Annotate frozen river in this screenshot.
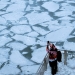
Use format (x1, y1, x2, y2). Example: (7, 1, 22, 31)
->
(0, 0, 75, 74)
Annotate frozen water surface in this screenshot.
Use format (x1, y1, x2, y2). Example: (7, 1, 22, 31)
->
(0, 0, 75, 74)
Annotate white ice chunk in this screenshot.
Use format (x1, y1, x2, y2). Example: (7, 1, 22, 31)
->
(0, 36, 12, 47)
(61, 4, 75, 11)
(31, 47, 46, 63)
(10, 25, 32, 34)
(52, 0, 64, 2)
(18, 17, 28, 24)
(6, 1, 26, 12)
(6, 42, 27, 51)
(12, 35, 36, 46)
(63, 41, 75, 51)
(32, 26, 50, 35)
(10, 51, 34, 66)
(0, 63, 20, 75)
(48, 24, 63, 31)
(25, 12, 52, 25)
(45, 26, 73, 42)
(0, 1, 10, 9)
(21, 65, 39, 74)
(60, 20, 72, 26)
(2, 12, 24, 21)
(26, 5, 40, 11)
(26, 31, 39, 37)
(72, 21, 75, 27)
(22, 52, 28, 54)
(0, 48, 10, 59)
(58, 16, 74, 20)
(0, 26, 6, 31)
(0, 55, 7, 63)
(42, 2, 59, 12)
(0, 17, 7, 25)
(0, 30, 9, 35)
(55, 11, 72, 17)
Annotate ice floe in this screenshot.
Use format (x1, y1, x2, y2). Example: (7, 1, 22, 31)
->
(10, 51, 34, 66)
(32, 26, 50, 35)
(12, 35, 36, 45)
(6, 1, 26, 12)
(0, 36, 12, 47)
(10, 25, 32, 34)
(0, 1, 10, 9)
(42, 2, 59, 12)
(2, 12, 24, 21)
(0, 17, 7, 25)
(26, 31, 39, 37)
(61, 4, 75, 11)
(31, 47, 46, 63)
(25, 12, 52, 25)
(6, 42, 27, 51)
(21, 65, 39, 74)
(58, 16, 74, 20)
(0, 63, 20, 75)
(55, 11, 72, 17)
(0, 30, 9, 35)
(63, 41, 75, 51)
(18, 17, 28, 24)
(45, 26, 73, 42)
(0, 25, 6, 31)
(52, 0, 65, 2)
(0, 48, 10, 58)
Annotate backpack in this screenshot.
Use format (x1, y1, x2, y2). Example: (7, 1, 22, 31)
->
(57, 51, 62, 62)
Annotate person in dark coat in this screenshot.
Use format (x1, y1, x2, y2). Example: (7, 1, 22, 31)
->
(46, 41, 58, 75)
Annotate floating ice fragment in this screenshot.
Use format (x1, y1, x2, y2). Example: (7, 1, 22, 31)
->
(25, 12, 52, 25)
(42, 2, 59, 12)
(10, 25, 32, 34)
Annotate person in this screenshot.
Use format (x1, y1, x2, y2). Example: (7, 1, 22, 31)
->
(46, 41, 58, 75)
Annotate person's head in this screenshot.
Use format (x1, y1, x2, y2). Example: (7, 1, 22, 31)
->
(47, 41, 49, 44)
(50, 44, 54, 48)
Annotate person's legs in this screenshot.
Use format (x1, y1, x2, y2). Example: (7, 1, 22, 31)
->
(49, 61, 55, 75)
(54, 60, 58, 74)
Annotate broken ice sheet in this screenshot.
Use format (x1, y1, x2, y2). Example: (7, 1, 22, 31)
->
(55, 11, 72, 17)
(45, 26, 73, 42)
(2, 12, 24, 21)
(63, 41, 75, 51)
(21, 65, 39, 74)
(32, 26, 50, 35)
(12, 35, 36, 46)
(31, 47, 46, 63)
(0, 63, 20, 75)
(26, 31, 39, 37)
(0, 25, 6, 31)
(25, 12, 52, 25)
(42, 2, 59, 12)
(6, 42, 27, 51)
(0, 36, 12, 47)
(0, 17, 7, 25)
(6, 0, 26, 12)
(10, 25, 32, 34)
(10, 51, 34, 66)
